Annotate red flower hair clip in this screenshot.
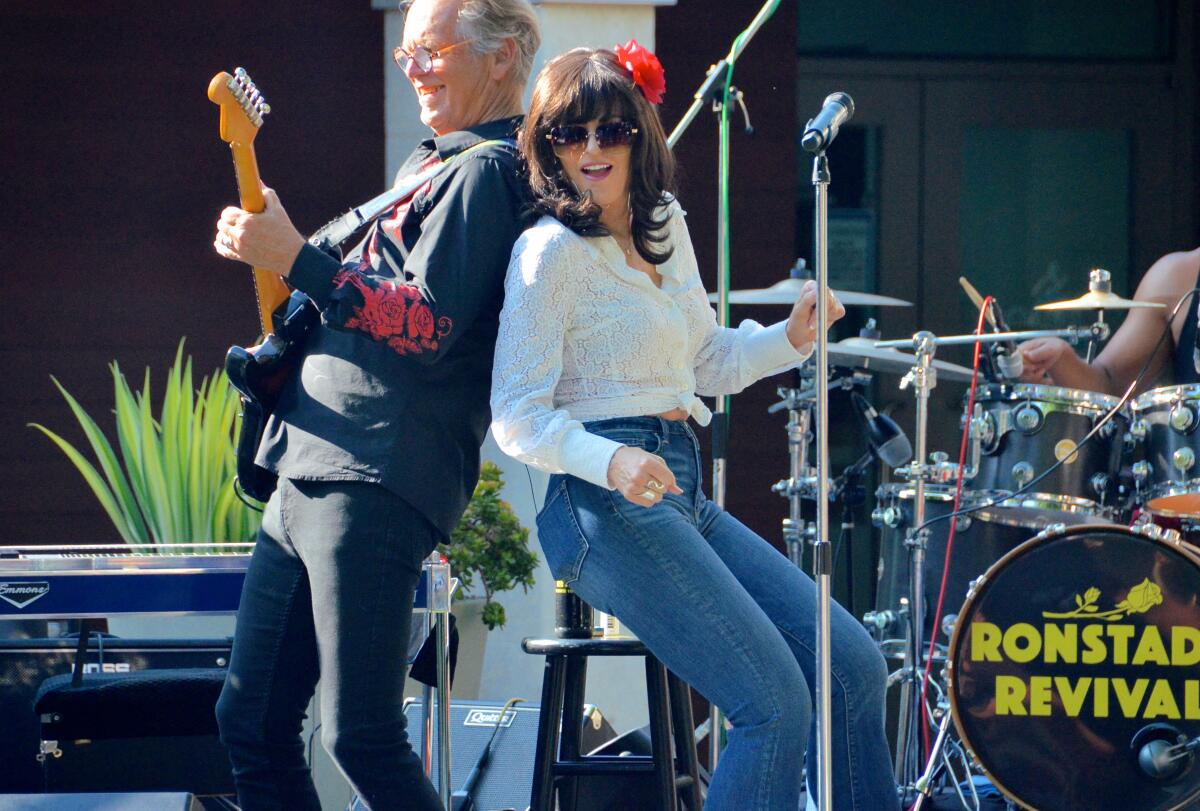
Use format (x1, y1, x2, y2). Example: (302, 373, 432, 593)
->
(613, 39, 665, 105)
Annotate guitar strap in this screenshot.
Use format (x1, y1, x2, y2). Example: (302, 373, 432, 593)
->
(310, 137, 517, 257)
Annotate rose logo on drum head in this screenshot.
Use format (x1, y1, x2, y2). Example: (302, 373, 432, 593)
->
(948, 524, 1200, 811)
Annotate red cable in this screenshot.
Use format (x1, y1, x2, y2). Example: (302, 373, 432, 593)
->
(912, 295, 991, 792)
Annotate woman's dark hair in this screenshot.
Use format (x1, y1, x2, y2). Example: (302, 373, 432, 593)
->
(519, 47, 676, 264)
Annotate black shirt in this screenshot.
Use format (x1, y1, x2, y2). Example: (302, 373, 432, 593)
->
(256, 116, 529, 538)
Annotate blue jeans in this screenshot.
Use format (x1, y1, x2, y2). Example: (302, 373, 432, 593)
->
(215, 478, 442, 811)
(536, 417, 898, 811)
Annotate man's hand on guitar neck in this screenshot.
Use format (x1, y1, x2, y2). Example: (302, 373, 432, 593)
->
(215, 187, 307, 277)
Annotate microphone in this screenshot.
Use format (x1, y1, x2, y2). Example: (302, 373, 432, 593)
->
(851, 393, 913, 468)
(801, 92, 855, 153)
(988, 299, 1024, 381)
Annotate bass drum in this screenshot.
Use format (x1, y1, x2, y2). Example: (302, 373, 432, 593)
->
(871, 483, 1091, 643)
(948, 524, 1200, 811)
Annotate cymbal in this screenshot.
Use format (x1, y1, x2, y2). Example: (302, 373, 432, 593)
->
(1035, 267, 1165, 311)
(828, 337, 975, 382)
(707, 278, 912, 307)
(1034, 290, 1165, 311)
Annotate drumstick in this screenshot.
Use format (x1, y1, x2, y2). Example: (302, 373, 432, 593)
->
(959, 276, 1000, 331)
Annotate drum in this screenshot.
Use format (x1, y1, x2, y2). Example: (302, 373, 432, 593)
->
(971, 383, 1127, 519)
(871, 483, 1091, 642)
(1132, 384, 1200, 517)
(948, 523, 1200, 811)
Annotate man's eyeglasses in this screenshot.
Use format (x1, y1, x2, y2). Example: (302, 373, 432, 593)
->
(392, 39, 475, 73)
(546, 121, 639, 153)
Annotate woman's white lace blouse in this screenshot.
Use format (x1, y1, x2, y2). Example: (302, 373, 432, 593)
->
(490, 203, 812, 490)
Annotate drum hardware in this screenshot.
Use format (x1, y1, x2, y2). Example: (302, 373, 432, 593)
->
(1131, 384, 1200, 517)
(769, 369, 871, 566)
(1035, 268, 1165, 362)
(1035, 268, 1167, 312)
(911, 697, 982, 811)
(1134, 723, 1200, 782)
(944, 523, 1200, 811)
(706, 259, 914, 308)
(876, 322, 1116, 789)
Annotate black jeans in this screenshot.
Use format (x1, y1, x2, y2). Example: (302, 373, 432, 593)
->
(215, 478, 442, 811)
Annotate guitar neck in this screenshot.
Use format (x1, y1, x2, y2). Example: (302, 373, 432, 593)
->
(229, 142, 291, 335)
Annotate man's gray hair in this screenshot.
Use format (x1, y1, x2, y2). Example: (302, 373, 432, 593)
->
(402, 0, 541, 88)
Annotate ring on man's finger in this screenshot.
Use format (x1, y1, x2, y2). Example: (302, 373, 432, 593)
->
(639, 489, 656, 501)
(646, 479, 664, 491)
(221, 235, 233, 248)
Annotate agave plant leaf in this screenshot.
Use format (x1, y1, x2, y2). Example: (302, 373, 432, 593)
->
(34, 343, 262, 550)
(43, 376, 148, 542)
(27, 424, 139, 544)
(138, 369, 176, 542)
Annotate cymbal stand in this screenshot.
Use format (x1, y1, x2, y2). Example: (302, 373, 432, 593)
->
(770, 370, 870, 568)
(771, 368, 816, 567)
(891, 332, 938, 786)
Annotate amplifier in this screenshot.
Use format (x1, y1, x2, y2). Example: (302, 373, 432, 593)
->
(405, 699, 540, 809)
(402, 699, 616, 811)
(0, 637, 232, 794)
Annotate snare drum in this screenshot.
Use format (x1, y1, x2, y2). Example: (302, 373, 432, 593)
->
(871, 483, 1091, 642)
(948, 523, 1200, 811)
(1132, 384, 1200, 517)
(972, 383, 1127, 519)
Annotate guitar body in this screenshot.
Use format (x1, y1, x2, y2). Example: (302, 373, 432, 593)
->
(225, 292, 320, 502)
(209, 68, 306, 503)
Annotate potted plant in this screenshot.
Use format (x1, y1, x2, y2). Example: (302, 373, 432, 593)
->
(29, 340, 261, 549)
(441, 460, 538, 630)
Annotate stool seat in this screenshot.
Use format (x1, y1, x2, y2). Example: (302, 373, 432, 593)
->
(522, 637, 648, 656)
(522, 634, 702, 811)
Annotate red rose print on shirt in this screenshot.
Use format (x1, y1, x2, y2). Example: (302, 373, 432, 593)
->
(328, 270, 453, 356)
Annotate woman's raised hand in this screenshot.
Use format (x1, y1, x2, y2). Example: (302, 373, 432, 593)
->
(785, 279, 846, 350)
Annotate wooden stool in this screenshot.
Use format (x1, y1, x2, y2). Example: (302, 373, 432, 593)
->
(522, 636, 702, 811)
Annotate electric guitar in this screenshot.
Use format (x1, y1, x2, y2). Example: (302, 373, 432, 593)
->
(209, 68, 315, 502)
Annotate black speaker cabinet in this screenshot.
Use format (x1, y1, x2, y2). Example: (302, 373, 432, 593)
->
(0, 638, 232, 794)
(403, 699, 619, 810)
(405, 699, 541, 809)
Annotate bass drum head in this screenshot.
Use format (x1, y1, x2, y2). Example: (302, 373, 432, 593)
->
(948, 524, 1200, 811)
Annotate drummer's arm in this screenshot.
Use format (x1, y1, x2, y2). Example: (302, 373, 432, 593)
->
(1021, 257, 1182, 395)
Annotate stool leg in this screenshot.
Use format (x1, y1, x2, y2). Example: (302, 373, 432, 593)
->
(531, 655, 567, 811)
(560, 655, 588, 811)
(645, 657, 678, 811)
(667, 671, 703, 810)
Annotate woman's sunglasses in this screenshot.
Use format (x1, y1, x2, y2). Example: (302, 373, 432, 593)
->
(546, 121, 639, 152)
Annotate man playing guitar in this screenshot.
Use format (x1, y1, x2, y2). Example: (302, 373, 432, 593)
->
(211, 1, 540, 808)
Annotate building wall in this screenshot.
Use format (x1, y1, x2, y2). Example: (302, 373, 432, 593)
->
(0, 2, 387, 543)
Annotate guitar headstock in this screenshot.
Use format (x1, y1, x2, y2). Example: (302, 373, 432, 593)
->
(207, 67, 270, 145)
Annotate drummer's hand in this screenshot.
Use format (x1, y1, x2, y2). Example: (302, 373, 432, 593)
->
(786, 280, 846, 351)
(607, 446, 684, 508)
(214, 188, 306, 276)
(1018, 337, 1070, 383)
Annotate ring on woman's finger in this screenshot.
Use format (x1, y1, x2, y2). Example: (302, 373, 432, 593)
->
(221, 235, 233, 248)
(639, 489, 656, 501)
(646, 479, 664, 491)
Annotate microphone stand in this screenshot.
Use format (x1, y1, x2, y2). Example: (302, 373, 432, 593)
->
(808, 143, 836, 810)
(665, 0, 781, 777)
